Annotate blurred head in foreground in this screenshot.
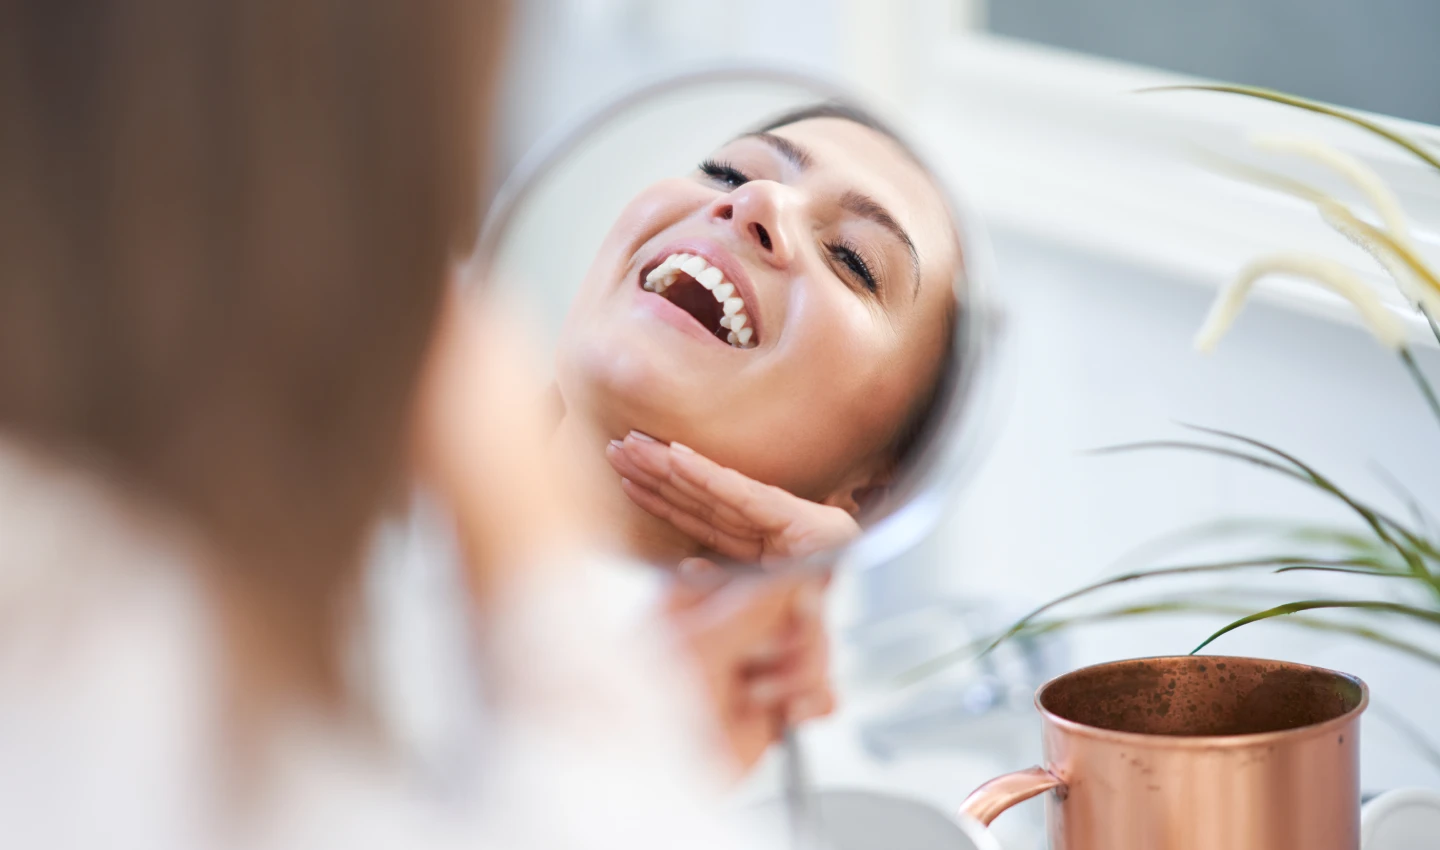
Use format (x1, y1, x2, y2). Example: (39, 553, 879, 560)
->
(0, 0, 505, 712)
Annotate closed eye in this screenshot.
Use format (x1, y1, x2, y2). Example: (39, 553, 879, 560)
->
(827, 239, 879, 295)
(699, 159, 750, 189)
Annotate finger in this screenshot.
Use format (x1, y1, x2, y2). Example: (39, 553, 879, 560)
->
(606, 443, 707, 516)
(736, 580, 826, 671)
(668, 443, 797, 535)
(615, 436, 761, 535)
(664, 558, 729, 611)
(791, 579, 827, 626)
(683, 571, 811, 652)
(618, 435, 766, 533)
(723, 706, 784, 776)
(786, 687, 837, 725)
(610, 441, 760, 540)
(669, 445, 861, 558)
(619, 478, 764, 562)
(745, 632, 830, 703)
(604, 441, 664, 489)
(745, 581, 831, 712)
(748, 670, 835, 718)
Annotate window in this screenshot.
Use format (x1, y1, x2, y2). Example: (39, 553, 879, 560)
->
(986, 0, 1440, 126)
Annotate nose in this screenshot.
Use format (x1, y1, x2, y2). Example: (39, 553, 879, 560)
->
(709, 181, 796, 268)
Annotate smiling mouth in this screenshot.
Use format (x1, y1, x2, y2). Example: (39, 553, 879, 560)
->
(642, 252, 757, 348)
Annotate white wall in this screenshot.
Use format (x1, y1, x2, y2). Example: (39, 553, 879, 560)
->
(896, 224, 1440, 791)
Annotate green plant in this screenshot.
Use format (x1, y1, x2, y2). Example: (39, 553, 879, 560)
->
(990, 85, 1440, 679)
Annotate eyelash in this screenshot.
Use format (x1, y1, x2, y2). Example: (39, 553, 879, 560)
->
(699, 158, 749, 188)
(698, 158, 880, 295)
(827, 239, 879, 293)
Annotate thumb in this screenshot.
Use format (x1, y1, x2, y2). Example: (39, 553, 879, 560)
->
(681, 573, 811, 660)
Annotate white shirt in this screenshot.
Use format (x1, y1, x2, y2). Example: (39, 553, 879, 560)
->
(0, 441, 774, 850)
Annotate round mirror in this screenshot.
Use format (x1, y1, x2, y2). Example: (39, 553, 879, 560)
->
(469, 68, 997, 574)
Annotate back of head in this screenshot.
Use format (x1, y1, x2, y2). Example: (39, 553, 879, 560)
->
(0, 0, 506, 705)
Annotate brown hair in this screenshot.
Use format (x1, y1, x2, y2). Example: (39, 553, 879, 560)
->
(0, 0, 507, 707)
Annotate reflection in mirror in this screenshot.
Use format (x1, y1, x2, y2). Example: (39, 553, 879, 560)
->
(474, 73, 992, 574)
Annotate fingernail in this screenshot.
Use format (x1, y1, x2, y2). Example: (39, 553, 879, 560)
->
(671, 442, 695, 455)
(628, 430, 656, 443)
(678, 558, 707, 578)
(607, 439, 623, 450)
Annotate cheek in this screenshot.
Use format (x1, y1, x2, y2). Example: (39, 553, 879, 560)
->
(787, 287, 904, 405)
(566, 179, 709, 334)
(726, 286, 914, 495)
(591, 178, 710, 269)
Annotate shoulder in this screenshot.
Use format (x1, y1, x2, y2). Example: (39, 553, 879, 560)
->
(0, 438, 222, 849)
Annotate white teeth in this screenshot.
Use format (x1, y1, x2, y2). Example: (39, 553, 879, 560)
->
(645, 252, 757, 349)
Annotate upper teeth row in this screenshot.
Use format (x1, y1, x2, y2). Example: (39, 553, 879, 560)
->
(643, 253, 756, 348)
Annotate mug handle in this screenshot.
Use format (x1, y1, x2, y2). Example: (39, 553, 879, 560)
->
(959, 766, 1068, 827)
(1360, 788, 1440, 849)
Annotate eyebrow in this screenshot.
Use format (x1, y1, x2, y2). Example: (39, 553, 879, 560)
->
(840, 191, 922, 297)
(745, 131, 813, 170)
(747, 132, 922, 297)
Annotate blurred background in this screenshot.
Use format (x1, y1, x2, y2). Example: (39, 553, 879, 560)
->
(478, 2, 1440, 844)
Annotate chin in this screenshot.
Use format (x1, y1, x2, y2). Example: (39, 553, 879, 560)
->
(556, 330, 698, 435)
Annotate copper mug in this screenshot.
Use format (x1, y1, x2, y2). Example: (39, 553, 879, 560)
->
(960, 655, 1368, 849)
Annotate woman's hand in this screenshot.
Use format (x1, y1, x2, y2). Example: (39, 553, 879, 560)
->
(605, 433, 860, 566)
(664, 564, 834, 774)
(411, 287, 588, 602)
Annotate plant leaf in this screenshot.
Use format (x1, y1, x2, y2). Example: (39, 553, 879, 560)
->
(1193, 139, 1440, 343)
(1401, 347, 1440, 433)
(983, 556, 1393, 655)
(1099, 432, 1440, 585)
(1091, 439, 1307, 481)
(1271, 565, 1409, 578)
(1179, 424, 1438, 582)
(906, 598, 1440, 685)
(1192, 599, 1440, 654)
(1194, 252, 1406, 352)
(1370, 461, 1440, 539)
(1140, 84, 1440, 173)
(1038, 600, 1440, 667)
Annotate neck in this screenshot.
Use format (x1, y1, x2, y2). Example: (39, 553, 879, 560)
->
(550, 412, 701, 567)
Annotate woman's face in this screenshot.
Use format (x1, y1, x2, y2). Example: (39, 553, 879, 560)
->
(557, 117, 960, 509)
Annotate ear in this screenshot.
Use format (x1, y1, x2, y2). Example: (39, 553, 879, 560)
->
(819, 461, 895, 518)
